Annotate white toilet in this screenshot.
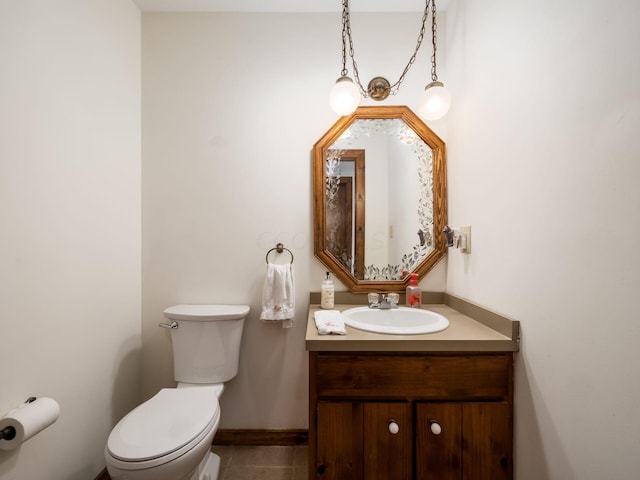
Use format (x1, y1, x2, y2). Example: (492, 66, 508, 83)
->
(105, 304, 249, 480)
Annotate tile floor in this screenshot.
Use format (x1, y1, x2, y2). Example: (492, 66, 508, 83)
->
(212, 445, 308, 480)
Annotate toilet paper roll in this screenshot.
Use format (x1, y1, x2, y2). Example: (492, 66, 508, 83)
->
(0, 397, 60, 450)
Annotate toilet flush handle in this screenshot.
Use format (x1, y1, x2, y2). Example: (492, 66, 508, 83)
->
(158, 321, 179, 329)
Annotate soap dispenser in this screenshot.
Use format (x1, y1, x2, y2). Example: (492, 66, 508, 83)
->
(406, 273, 422, 307)
(321, 272, 335, 309)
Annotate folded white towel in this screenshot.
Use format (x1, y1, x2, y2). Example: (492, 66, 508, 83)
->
(260, 263, 295, 328)
(314, 310, 347, 335)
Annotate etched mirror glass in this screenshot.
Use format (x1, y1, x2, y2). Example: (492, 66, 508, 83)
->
(314, 106, 447, 293)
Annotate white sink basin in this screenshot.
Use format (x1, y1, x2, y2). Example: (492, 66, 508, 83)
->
(341, 306, 449, 335)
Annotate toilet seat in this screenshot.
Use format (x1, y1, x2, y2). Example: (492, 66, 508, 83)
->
(106, 387, 220, 470)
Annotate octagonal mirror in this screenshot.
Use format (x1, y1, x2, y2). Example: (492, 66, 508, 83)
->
(313, 106, 447, 293)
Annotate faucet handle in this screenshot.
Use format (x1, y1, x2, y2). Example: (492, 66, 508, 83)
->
(368, 293, 380, 306)
(387, 293, 400, 305)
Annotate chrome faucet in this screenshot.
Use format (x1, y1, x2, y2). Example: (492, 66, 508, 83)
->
(368, 293, 399, 309)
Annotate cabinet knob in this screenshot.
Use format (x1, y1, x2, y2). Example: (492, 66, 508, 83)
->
(388, 420, 399, 434)
(430, 421, 442, 435)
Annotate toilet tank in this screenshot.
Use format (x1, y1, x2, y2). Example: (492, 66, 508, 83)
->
(163, 305, 249, 384)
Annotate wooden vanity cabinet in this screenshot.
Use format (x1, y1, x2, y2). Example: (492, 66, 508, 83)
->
(309, 352, 514, 480)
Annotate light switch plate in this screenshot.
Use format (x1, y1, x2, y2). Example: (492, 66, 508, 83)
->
(460, 225, 471, 253)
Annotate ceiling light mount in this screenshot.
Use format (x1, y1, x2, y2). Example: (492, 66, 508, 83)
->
(367, 77, 391, 101)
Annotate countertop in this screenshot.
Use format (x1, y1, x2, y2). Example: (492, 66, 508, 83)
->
(305, 294, 520, 352)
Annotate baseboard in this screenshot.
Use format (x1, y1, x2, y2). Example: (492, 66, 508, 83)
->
(213, 429, 308, 446)
(95, 468, 110, 480)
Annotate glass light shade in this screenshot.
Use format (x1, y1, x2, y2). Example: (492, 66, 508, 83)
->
(418, 81, 451, 121)
(329, 76, 360, 116)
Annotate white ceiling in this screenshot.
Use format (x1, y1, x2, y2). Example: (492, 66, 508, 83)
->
(132, 0, 450, 13)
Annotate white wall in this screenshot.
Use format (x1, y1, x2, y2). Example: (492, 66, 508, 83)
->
(141, 12, 447, 428)
(5, 2, 635, 477)
(4, 2, 633, 476)
(445, 0, 640, 478)
(0, 1, 141, 478)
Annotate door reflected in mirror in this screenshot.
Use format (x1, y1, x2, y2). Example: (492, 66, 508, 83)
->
(314, 106, 447, 293)
(326, 150, 365, 279)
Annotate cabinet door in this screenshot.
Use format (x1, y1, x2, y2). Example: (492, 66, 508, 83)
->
(316, 402, 363, 479)
(416, 402, 512, 480)
(363, 402, 412, 480)
(462, 403, 512, 480)
(416, 403, 463, 480)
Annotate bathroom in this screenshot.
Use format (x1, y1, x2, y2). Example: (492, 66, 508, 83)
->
(1, 0, 638, 478)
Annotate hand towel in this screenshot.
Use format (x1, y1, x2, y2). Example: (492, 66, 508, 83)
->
(260, 262, 295, 328)
(313, 310, 347, 335)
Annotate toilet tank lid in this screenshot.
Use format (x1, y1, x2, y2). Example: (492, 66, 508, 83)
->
(163, 304, 250, 321)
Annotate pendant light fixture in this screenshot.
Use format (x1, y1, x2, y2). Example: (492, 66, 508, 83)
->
(417, 0, 451, 120)
(329, 0, 451, 121)
(328, 1, 361, 116)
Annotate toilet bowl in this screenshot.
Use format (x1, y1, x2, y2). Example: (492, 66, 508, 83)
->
(105, 386, 221, 480)
(105, 305, 249, 480)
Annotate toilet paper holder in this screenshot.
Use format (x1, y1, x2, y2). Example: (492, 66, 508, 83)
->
(0, 397, 37, 441)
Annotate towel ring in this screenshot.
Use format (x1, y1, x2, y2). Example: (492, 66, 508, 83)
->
(265, 243, 294, 264)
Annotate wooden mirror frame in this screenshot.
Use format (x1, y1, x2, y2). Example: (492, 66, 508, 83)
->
(313, 106, 447, 293)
